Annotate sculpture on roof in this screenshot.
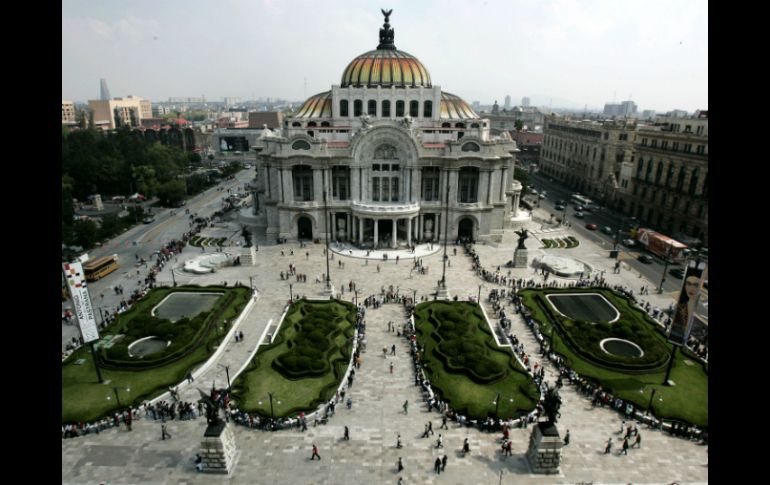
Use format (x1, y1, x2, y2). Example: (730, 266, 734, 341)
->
(378, 9, 395, 49)
(515, 228, 529, 250)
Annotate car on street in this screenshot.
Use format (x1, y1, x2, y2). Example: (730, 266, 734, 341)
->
(555, 200, 566, 206)
(244, 164, 252, 169)
(142, 216, 155, 224)
(555, 204, 565, 211)
(622, 238, 637, 247)
(638, 254, 654, 264)
(539, 193, 546, 199)
(530, 189, 538, 195)
(585, 223, 598, 230)
(574, 212, 584, 218)
(574, 205, 584, 212)
(601, 226, 613, 235)
(669, 267, 686, 279)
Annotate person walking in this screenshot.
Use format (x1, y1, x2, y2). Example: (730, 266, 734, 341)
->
(422, 424, 430, 438)
(632, 433, 641, 448)
(441, 454, 447, 472)
(604, 437, 612, 454)
(428, 421, 434, 436)
(462, 437, 470, 455)
(621, 437, 629, 455)
(403, 400, 408, 414)
(311, 444, 321, 460)
(397, 457, 404, 473)
(563, 429, 570, 445)
(396, 434, 403, 449)
(186, 371, 194, 384)
(161, 424, 171, 440)
(436, 434, 444, 448)
(505, 440, 513, 456)
(390, 362, 394, 374)
(344, 425, 350, 441)
(391, 344, 396, 356)
(434, 457, 442, 474)
(440, 415, 448, 429)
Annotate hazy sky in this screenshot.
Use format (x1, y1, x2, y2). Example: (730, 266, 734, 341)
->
(62, 0, 707, 112)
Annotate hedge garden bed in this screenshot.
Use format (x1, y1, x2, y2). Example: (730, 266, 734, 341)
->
(61, 285, 251, 423)
(231, 300, 356, 418)
(519, 287, 708, 426)
(414, 301, 539, 419)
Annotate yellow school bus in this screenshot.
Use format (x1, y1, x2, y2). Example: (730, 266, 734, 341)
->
(83, 255, 120, 282)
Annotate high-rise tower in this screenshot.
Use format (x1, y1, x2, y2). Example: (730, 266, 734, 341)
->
(99, 79, 111, 101)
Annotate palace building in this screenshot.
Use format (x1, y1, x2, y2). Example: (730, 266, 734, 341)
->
(244, 11, 523, 247)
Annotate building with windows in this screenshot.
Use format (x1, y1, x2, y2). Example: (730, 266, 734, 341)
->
(62, 100, 76, 124)
(620, 112, 708, 245)
(88, 95, 153, 129)
(540, 116, 636, 205)
(243, 12, 521, 246)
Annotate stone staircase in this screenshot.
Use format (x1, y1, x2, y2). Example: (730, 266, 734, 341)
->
(239, 245, 258, 266)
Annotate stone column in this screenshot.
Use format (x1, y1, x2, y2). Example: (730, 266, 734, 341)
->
(391, 219, 397, 248)
(478, 170, 490, 206)
(282, 168, 292, 203)
(374, 219, 379, 248)
(347, 213, 351, 242)
(500, 167, 508, 202)
(407, 216, 412, 246)
(486, 169, 494, 205)
(351, 167, 360, 200)
(447, 169, 458, 205)
(419, 214, 423, 240)
(359, 217, 364, 244)
(313, 168, 323, 202)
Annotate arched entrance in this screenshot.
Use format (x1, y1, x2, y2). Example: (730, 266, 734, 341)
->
(297, 216, 313, 240)
(458, 218, 474, 242)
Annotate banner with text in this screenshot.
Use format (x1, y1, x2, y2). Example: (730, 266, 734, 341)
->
(63, 261, 100, 344)
(668, 260, 706, 346)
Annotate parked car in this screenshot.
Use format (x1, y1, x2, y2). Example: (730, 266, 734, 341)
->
(555, 204, 565, 211)
(531, 189, 539, 195)
(574, 205, 584, 212)
(669, 267, 686, 279)
(638, 254, 654, 264)
(585, 223, 598, 230)
(142, 216, 155, 224)
(555, 200, 566, 206)
(574, 212, 585, 218)
(539, 193, 546, 199)
(601, 226, 613, 235)
(622, 238, 637, 247)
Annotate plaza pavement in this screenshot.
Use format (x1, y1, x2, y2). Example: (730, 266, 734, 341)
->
(62, 215, 707, 485)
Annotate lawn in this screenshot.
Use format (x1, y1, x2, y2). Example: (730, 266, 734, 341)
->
(413, 301, 539, 420)
(519, 288, 708, 427)
(61, 285, 251, 423)
(231, 300, 356, 418)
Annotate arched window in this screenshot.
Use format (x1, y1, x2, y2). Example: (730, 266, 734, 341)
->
(423, 101, 432, 118)
(455, 122, 466, 128)
(307, 121, 317, 127)
(382, 100, 391, 117)
(470, 123, 479, 128)
(292, 140, 311, 150)
(368, 100, 377, 116)
(457, 167, 479, 203)
(292, 165, 314, 200)
(441, 122, 451, 128)
(688, 168, 699, 195)
(321, 121, 330, 127)
(654, 160, 664, 184)
(340, 100, 348, 117)
(461, 142, 480, 152)
(292, 122, 301, 127)
(396, 100, 405, 117)
(353, 100, 363, 117)
(409, 100, 419, 117)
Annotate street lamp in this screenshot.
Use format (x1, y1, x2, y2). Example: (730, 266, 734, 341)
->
(478, 284, 483, 303)
(658, 244, 672, 294)
(323, 164, 332, 292)
(289, 283, 293, 302)
(440, 180, 450, 288)
(492, 393, 514, 419)
(217, 364, 231, 391)
(258, 393, 282, 420)
(107, 386, 131, 408)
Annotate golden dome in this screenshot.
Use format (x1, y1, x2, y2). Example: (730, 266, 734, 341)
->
(341, 49, 431, 88)
(440, 92, 479, 119)
(293, 91, 332, 119)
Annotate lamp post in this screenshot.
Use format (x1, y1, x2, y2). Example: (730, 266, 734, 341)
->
(218, 364, 231, 392)
(171, 266, 177, 287)
(440, 179, 450, 289)
(492, 393, 514, 419)
(268, 392, 280, 420)
(658, 243, 672, 294)
(323, 166, 332, 292)
(109, 386, 130, 408)
(289, 283, 293, 302)
(478, 284, 483, 303)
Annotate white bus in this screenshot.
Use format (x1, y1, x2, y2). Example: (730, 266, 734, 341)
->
(570, 194, 593, 207)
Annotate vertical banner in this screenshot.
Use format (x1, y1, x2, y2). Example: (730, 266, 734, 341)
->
(668, 260, 706, 346)
(62, 261, 100, 343)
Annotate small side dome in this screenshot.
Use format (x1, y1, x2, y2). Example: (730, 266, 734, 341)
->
(293, 91, 332, 119)
(440, 92, 479, 119)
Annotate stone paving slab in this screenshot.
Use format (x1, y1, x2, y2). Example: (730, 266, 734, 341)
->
(62, 219, 707, 484)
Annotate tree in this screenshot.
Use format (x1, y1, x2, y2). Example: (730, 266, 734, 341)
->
(515, 167, 530, 197)
(98, 214, 123, 240)
(157, 179, 187, 206)
(74, 219, 100, 249)
(514, 119, 523, 132)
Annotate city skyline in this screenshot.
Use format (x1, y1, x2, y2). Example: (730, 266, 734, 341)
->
(62, 0, 708, 112)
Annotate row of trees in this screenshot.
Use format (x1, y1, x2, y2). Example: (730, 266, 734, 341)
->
(61, 127, 215, 251)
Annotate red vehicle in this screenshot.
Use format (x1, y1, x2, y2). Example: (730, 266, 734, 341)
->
(585, 223, 597, 230)
(635, 228, 687, 262)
